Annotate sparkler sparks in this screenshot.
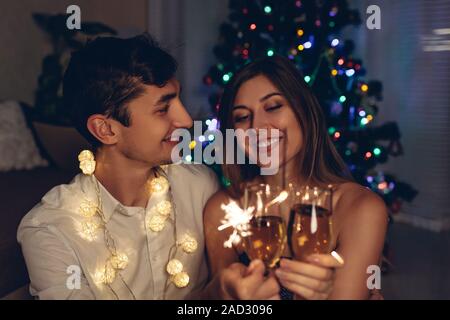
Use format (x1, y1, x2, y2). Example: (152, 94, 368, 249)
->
(218, 200, 254, 248)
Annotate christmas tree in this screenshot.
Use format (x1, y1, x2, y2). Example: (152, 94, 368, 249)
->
(202, 0, 417, 218)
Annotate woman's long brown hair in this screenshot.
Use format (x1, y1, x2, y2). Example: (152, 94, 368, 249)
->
(218, 55, 353, 199)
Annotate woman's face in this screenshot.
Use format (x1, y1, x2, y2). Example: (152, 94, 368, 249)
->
(231, 75, 303, 171)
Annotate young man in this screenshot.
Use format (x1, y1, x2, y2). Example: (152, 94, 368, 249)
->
(17, 35, 279, 300)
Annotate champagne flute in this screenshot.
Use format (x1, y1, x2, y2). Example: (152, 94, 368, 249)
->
(242, 183, 289, 270)
(288, 186, 333, 262)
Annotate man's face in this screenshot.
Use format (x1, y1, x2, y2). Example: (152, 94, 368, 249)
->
(115, 79, 193, 167)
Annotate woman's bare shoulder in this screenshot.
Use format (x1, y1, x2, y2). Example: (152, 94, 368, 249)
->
(203, 188, 233, 224)
(205, 189, 231, 209)
(334, 182, 388, 221)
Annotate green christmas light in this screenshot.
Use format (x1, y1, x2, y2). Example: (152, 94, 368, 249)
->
(267, 49, 274, 56)
(329, 21, 335, 27)
(222, 176, 231, 187)
(373, 147, 381, 156)
(339, 95, 346, 103)
(264, 6, 272, 14)
(304, 75, 311, 83)
(345, 150, 352, 156)
(328, 127, 336, 135)
(222, 74, 230, 82)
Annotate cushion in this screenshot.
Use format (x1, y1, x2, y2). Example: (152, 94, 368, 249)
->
(0, 100, 49, 171)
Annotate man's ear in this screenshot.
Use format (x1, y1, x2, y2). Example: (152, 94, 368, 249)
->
(86, 115, 119, 145)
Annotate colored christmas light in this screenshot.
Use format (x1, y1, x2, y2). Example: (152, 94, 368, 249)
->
(346, 69, 355, 77)
(378, 182, 388, 190)
(373, 147, 381, 156)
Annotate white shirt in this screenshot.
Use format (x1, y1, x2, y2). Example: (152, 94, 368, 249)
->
(17, 164, 219, 300)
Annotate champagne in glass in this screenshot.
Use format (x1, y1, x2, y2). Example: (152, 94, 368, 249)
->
(243, 184, 288, 269)
(288, 186, 333, 261)
(244, 215, 286, 268)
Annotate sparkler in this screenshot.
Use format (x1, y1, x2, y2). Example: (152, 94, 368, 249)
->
(218, 200, 254, 248)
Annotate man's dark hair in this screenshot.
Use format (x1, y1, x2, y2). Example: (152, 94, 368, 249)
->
(63, 33, 177, 147)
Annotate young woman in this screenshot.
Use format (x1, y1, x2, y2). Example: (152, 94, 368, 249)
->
(204, 55, 388, 300)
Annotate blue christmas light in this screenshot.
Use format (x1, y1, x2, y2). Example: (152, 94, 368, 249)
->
(304, 41, 312, 49)
(208, 118, 218, 131)
(346, 69, 355, 77)
(331, 39, 339, 47)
